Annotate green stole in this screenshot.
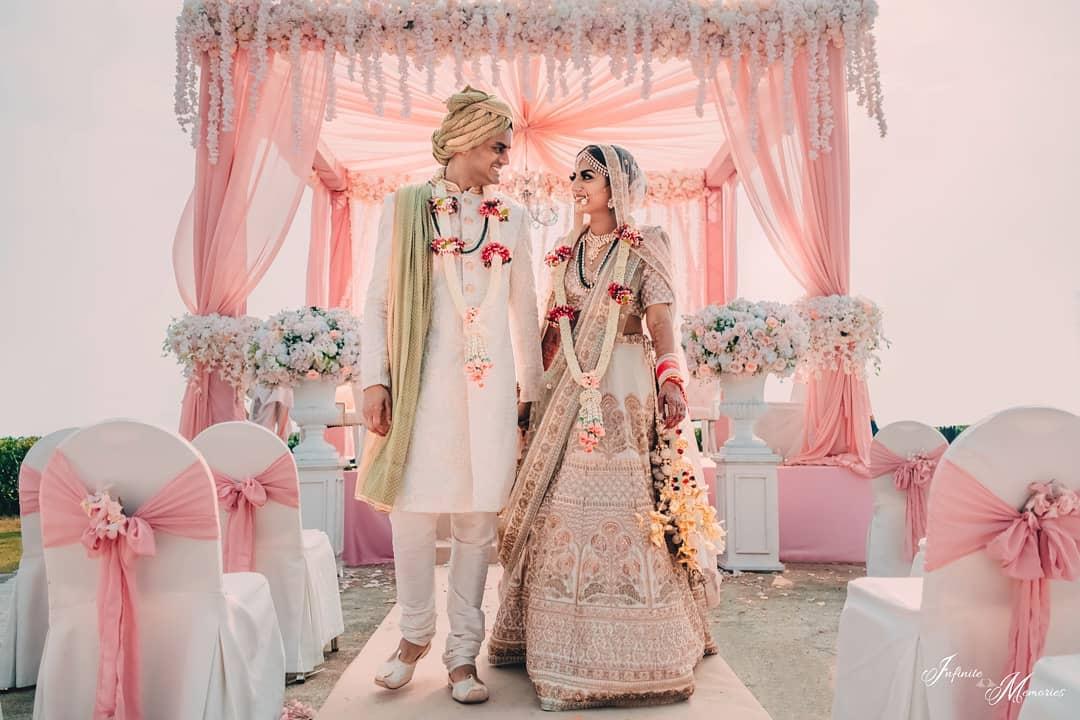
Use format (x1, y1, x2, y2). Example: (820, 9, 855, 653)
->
(356, 184, 434, 511)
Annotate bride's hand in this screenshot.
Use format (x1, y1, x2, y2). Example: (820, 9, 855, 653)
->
(659, 380, 687, 430)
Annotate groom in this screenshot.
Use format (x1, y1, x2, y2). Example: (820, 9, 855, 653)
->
(357, 86, 543, 704)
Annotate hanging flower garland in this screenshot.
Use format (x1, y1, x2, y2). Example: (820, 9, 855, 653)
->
(548, 225, 641, 452)
(430, 185, 512, 388)
(176, 0, 885, 164)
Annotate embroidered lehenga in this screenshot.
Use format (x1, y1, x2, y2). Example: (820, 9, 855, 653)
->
(489, 145, 717, 711)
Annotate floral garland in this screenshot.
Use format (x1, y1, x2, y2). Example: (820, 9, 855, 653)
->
(431, 184, 512, 387)
(346, 169, 710, 206)
(163, 313, 261, 392)
(682, 299, 809, 380)
(640, 426, 725, 573)
(176, 1, 885, 163)
(548, 224, 640, 452)
(795, 294, 887, 379)
(248, 306, 362, 387)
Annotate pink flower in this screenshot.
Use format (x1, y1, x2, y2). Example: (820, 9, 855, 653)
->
(329, 330, 341, 340)
(745, 362, 759, 374)
(305, 369, 320, 380)
(1054, 490, 1079, 516)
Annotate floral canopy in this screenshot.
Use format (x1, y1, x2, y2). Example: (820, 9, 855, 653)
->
(171, 0, 886, 470)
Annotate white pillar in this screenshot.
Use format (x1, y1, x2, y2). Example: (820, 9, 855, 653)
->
(713, 451, 784, 572)
(297, 460, 345, 557)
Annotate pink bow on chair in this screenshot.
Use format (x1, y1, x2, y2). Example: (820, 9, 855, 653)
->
(867, 442, 947, 561)
(40, 451, 220, 720)
(18, 465, 42, 515)
(213, 453, 298, 573)
(925, 461, 1080, 720)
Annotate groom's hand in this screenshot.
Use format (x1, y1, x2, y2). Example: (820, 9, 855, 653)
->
(362, 385, 393, 437)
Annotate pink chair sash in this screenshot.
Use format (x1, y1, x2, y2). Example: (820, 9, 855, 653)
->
(867, 442, 947, 561)
(212, 453, 299, 573)
(18, 465, 42, 515)
(40, 450, 220, 720)
(924, 460, 1080, 720)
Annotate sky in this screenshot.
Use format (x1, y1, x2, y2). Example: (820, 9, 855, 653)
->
(1, 1, 1078, 437)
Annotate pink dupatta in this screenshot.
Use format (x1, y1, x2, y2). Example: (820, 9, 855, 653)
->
(40, 451, 220, 720)
(212, 453, 298, 573)
(18, 465, 42, 515)
(866, 442, 947, 561)
(924, 461, 1080, 720)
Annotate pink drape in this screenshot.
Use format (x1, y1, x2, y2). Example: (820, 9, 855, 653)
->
(212, 453, 299, 573)
(924, 461, 1080, 720)
(18, 465, 41, 515)
(714, 45, 872, 469)
(40, 451, 220, 720)
(174, 48, 328, 439)
(866, 442, 947, 560)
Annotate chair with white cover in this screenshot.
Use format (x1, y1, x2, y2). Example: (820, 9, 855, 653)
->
(1017, 653, 1080, 720)
(832, 407, 1080, 720)
(865, 421, 948, 577)
(0, 427, 76, 689)
(194, 420, 344, 677)
(34, 419, 285, 720)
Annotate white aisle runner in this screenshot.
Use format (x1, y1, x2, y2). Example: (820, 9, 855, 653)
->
(320, 566, 772, 719)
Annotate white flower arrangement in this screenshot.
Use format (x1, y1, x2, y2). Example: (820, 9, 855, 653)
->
(163, 313, 260, 391)
(795, 294, 886, 378)
(248, 306, 362, 387)
(176, 0, 885, 163)
(681, 299, 809, 379)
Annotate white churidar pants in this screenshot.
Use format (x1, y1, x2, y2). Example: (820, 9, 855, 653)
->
(389, 510, 496, 671)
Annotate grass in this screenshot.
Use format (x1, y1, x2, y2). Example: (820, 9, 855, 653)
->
(0, 516, 22, 574)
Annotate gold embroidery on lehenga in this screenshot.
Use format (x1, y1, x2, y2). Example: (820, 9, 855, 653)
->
(598, 393, 628, 457)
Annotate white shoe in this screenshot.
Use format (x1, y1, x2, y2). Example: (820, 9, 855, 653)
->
(448, 672, 490, 704)
(374, 642, 431, 690)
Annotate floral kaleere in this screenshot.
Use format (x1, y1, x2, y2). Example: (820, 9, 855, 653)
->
(639, 426, 726, 573)
(163, 313, 261, 393)
(550, 222, 639, 452)
(681, 299, 809, 380)
(430, 182, 512, 388)
(795, 294, 887, 379)
(248, 306, 362, 387)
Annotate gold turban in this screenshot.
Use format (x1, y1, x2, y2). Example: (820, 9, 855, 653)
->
(431, 86, 514, 166)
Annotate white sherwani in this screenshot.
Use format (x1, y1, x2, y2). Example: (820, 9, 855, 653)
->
(360, 183, 544, 513)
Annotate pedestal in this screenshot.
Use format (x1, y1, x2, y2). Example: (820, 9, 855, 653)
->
(297, 462, 345, 558)
(713, 451, 784, 572)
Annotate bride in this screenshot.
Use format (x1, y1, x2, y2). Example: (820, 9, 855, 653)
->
(489, 144, 720, 711)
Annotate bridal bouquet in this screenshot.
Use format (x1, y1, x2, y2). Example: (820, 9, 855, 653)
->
(795, 295, 886, 378)
(163, 313, 260, 391)
(681, 299, 808, 379)
(641, 426, 726, 574)
(248, 306, 361, 387)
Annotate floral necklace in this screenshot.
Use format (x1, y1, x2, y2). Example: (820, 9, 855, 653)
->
(429, 182, 512, 387)
(545, 224, 641, 452)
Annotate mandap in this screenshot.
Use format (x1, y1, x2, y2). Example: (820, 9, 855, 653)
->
(171, 0, 887, 469)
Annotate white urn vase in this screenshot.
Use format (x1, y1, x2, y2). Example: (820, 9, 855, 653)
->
(291, 377, 343, 466)
(715, 373, 777, 460)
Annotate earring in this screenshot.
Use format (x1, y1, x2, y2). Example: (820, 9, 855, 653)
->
(607, 198, 615, 209)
